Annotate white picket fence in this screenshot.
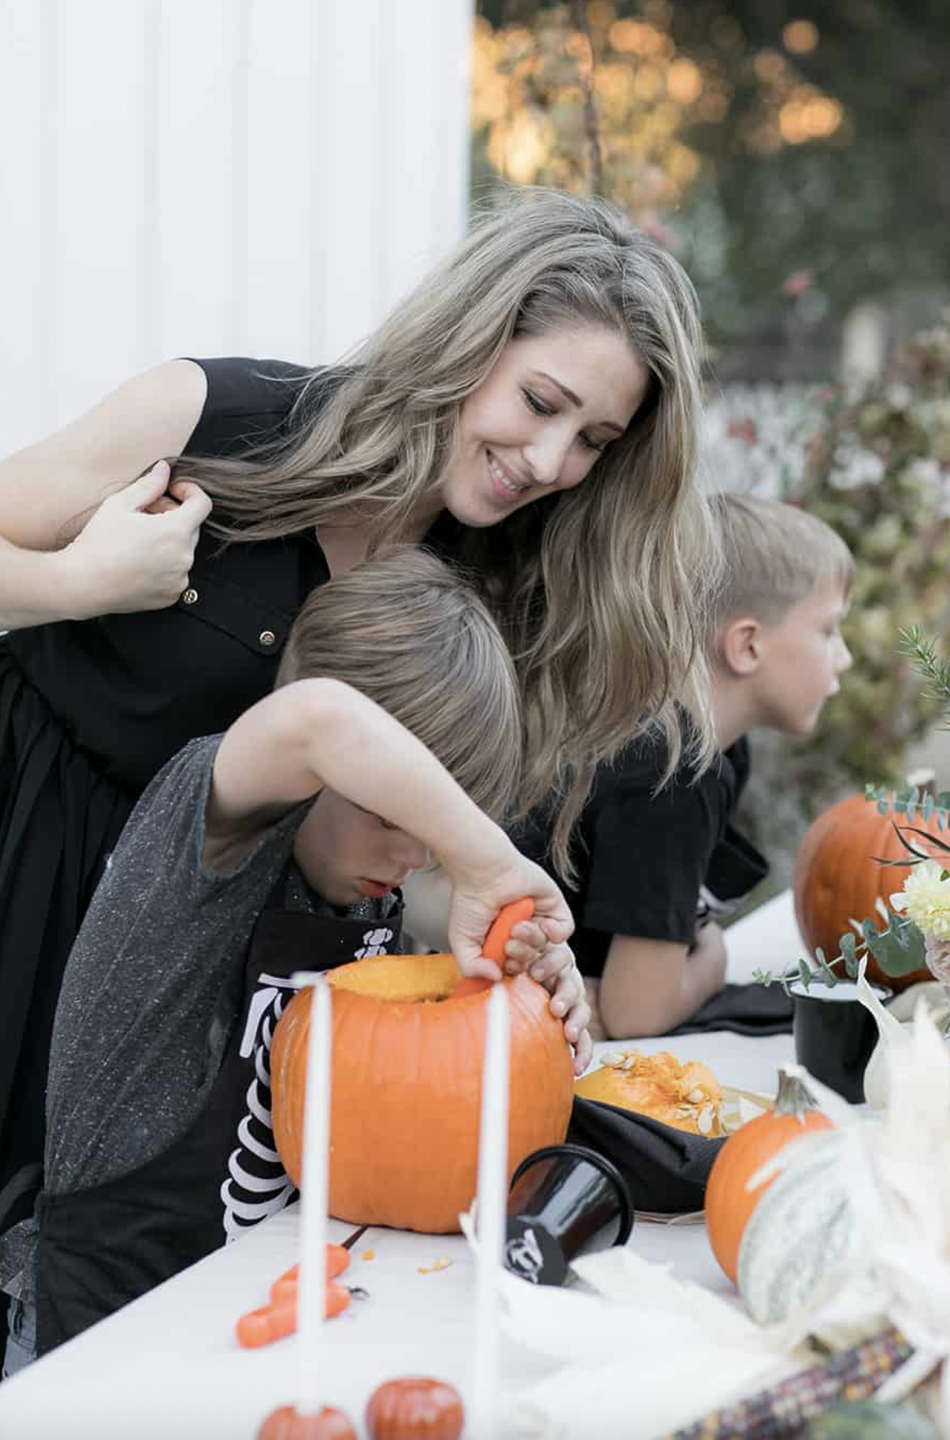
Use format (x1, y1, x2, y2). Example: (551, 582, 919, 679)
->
(0, 0, 473, 455)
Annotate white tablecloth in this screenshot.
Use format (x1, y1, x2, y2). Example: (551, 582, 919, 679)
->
(0, 891, 805, 1440)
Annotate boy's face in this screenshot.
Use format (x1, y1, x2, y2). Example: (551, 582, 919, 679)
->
(755, 584, 852, 737)
(292, 789, 429, 907)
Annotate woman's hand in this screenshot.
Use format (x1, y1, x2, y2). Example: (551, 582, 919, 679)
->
(62, 462, 213, 617)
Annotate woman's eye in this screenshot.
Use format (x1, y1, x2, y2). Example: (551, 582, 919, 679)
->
(523, 389, 552, 416)
(580, 432, 607, 454)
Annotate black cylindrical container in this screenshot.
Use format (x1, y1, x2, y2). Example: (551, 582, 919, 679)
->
(503, 1142, 634, 1286)
(790, 979, 891, 1102)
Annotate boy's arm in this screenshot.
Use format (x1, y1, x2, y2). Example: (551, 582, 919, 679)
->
(207, 678, 572, 979)
(597, 922, 727, 1039)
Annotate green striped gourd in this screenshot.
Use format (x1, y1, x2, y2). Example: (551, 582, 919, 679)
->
(737, 1130, 860, 1325)
(802, 1400, 938, 1439)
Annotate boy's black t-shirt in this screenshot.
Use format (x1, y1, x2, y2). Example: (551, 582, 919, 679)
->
(517, 733, 763, 977)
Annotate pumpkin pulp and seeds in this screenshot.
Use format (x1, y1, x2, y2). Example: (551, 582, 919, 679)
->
(574, 1049, 725, 1137)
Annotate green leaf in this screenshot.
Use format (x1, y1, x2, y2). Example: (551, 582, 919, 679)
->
(923, 793, 935, 822)
(818, 956, 839, 986)
(798, 959, 813, 989)
(863, 917, 927, 975)
(839, 930, 859, 978)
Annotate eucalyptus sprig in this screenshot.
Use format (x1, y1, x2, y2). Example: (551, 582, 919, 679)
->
(753, 909, 927, 995)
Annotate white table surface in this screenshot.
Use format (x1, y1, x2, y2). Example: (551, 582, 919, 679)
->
(0, 891, 805, 1440)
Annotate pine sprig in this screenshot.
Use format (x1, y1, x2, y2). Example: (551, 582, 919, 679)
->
(898, 625, 950, 728)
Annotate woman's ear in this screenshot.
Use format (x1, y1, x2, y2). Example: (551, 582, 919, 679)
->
(717, 615, 764, 676)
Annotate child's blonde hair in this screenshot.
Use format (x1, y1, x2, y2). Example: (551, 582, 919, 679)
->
(709, 493, 854, 627)
(276, 549, 521, 824)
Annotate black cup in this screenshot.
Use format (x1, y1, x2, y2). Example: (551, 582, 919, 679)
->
(790, 979, 891, 1103)
(503, 1142, 634, 1286)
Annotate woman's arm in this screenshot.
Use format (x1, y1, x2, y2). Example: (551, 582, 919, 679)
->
(207, 677, 574, 980)
(597, 923, 727, 1039)
(0, 359, 210, 629)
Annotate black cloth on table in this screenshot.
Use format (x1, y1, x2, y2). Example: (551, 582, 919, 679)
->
(667, 981, 793, 1037)
(0, 357, 330, 1236)
(568, 1097, 725, 1215)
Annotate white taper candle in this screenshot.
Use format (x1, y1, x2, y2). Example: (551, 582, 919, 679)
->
(471, 981, 510, 1439)
(292, 971, 332, 1416)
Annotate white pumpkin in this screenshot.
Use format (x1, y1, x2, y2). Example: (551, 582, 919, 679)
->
(736, 1129, 862, 1325)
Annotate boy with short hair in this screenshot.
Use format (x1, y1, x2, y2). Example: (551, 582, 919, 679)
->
(519, 493, 855, 1040)
(1, 549, 588, 1368)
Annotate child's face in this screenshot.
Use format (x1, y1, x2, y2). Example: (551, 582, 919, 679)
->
(439, 324, 648, 528)
(756, 584, 852, 736)
(292, 790, 429, 907)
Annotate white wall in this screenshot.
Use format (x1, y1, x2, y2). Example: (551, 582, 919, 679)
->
(0, 0, 473, 455)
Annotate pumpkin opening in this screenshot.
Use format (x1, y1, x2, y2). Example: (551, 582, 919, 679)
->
(327, 952, 461, 1003)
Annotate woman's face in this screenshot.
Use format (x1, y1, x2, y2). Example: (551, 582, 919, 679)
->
(440, 323, 650, 528)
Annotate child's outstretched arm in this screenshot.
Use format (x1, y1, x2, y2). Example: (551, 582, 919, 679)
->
(403, 869, 592, 1073)
(597, 922, 727, 1039)
(207, 677, 573, 980)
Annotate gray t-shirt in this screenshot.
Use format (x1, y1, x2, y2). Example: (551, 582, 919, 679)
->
(43, 733, 317, 1197)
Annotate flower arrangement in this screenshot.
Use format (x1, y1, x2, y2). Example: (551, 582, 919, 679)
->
(709, 310, 950, 886)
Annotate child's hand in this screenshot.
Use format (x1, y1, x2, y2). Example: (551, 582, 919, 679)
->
(448, 857, 573, 983)
(500, 923, 593, 1076)
(529, 943, 593, 1076)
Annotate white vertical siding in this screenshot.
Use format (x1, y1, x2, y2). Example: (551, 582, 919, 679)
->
(0, 0, 473, 455)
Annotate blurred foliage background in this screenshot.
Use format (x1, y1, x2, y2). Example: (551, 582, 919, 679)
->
(470, 0, 950, 883)
(472, 0, 950, 373)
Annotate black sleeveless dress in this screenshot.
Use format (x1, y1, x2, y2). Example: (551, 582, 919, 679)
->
(0, 357, 330, 1230)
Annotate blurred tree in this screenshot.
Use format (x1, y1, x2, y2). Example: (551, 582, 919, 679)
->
(473, 0, 950, 355)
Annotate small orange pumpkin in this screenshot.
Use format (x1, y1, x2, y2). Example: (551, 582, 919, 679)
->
(270, 952, 573, 1234)
(793, 792, 945, 990)
(365, 1377, 464, 1440)
(704, 1069, 833, 1283)
(257, 1405, 356, 1440)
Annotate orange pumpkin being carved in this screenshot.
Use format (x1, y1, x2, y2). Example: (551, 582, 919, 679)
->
(270, 952, 574, 1234)
(793, 792, 945, 990)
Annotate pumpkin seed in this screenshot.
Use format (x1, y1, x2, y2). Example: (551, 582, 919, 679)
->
(697, 1104, 715, 1134)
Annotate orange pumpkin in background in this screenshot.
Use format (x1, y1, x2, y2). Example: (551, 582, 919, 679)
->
(270, 952, 574, 1234)
(793, 792, 944, 990)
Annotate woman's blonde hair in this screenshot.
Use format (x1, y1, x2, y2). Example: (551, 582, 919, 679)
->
(710, 494, 855, 628)
(276, 548, 522, 825)
(178, 187, 719, 878)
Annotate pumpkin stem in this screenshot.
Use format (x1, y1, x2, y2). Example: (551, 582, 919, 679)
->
(774, 1067, 819, 1119)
